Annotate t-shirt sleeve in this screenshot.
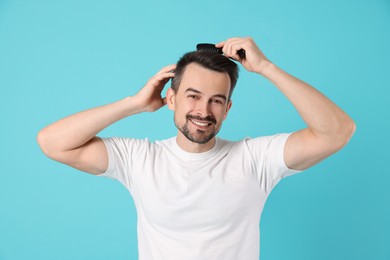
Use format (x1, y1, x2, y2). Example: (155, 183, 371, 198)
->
(98, 137, 148, 195)
(244, 133, 302, 193)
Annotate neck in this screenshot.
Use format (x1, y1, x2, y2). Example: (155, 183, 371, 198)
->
(176, 132, 216, 153)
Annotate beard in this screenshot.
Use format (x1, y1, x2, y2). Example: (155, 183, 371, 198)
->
(175, 114, 219, 144)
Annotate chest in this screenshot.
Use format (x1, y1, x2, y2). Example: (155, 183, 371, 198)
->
(131, 156, 266, 231)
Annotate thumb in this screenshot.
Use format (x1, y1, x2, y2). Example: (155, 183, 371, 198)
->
(215, 41, 225, 48)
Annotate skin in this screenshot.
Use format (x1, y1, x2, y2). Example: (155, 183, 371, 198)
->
(37, 36, 355, 175)
(166, 63, 232, 153)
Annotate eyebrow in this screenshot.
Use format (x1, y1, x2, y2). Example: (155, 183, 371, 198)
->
(185, 87, 227, 101)
(185, 88, 202, 94)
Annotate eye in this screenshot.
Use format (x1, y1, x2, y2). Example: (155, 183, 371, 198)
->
(188, 95, 200, 100)
(211, 98, 224, 105)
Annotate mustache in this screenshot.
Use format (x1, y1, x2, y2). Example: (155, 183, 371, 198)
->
(186, 114, 217, 125)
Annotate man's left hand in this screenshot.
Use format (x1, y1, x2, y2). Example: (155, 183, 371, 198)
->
(216, 37, 271, 75)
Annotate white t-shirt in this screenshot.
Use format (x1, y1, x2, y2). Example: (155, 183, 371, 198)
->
(100, 133, 301, 260)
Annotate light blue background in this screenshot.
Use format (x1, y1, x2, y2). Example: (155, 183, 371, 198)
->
(0, 0, 389, 259)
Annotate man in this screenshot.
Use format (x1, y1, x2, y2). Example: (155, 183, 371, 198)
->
(37, 37, 355, 259)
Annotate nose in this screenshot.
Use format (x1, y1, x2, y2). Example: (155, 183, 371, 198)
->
(195, 100, 212, 118)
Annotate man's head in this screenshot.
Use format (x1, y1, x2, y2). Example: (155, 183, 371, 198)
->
(167, 51, 239, 149)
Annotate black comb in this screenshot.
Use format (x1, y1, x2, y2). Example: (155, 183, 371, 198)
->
(196, 43, 246, 59)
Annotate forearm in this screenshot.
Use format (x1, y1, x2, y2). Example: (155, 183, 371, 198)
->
(260, 62, 355, 142)
(37, 96, 140, 154)
(218, 37, 355, 170)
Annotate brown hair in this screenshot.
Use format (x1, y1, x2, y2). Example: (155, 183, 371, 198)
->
(171, 51, 239, 100)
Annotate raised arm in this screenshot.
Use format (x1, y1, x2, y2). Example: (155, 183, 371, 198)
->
(216, 37, 356, 171)
(37, 64, 176, 175)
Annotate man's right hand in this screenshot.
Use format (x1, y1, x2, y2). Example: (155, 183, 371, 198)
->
(133, 64, 176, 113)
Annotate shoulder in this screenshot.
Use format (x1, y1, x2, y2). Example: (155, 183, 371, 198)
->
(218, 133, 289, 145)
(102, 137, 175, 155)
(219, 133, 291, 156)
(243, 133, 291, 147)
(102, 137, 151, 148)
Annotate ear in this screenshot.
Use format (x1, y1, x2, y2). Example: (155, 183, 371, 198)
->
(223, 100, 233, 120)
(166, 88, 176, 111)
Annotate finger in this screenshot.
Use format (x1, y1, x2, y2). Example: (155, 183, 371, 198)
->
(230, 53, 241, 61)
(222, 38, 240, 56)
(224, 39, 246, 59)
(220, 38, 239, 53)
(231, 42, 246, 58)
(223, 44, 239, 59)
(155, 65, 176, 77)
(215, 41, 225, 48)
(150, 72, 175, 88)
(221, 37, 243, 48)
(155, 72, 175, 80)
(155, 64, 177, 76)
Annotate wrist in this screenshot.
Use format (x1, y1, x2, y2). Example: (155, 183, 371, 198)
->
(122, 96, 146, 116)
(255, 59, 274, 76)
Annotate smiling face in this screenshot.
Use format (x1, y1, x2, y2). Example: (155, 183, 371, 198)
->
(167, 63, 232, 152)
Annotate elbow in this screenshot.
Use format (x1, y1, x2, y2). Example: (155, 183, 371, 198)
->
(335, 118, 356, 150)
(37, 130, 71, 165)
(348, 119, 357, 139)
(37, 129, 47, 154)
(36, 129, 54, 158)
(344, 118, 356, 142)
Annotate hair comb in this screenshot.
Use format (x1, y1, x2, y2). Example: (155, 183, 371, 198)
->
(196, 43, 246, 59)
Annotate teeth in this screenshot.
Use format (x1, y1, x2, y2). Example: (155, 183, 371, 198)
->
(191, 119, 208, 127)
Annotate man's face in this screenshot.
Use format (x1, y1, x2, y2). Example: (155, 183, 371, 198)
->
(167, 63, 232, 145)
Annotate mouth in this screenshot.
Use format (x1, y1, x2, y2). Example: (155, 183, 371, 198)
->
(186, 114, 216, 130)
(189, 118, 213, 127)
